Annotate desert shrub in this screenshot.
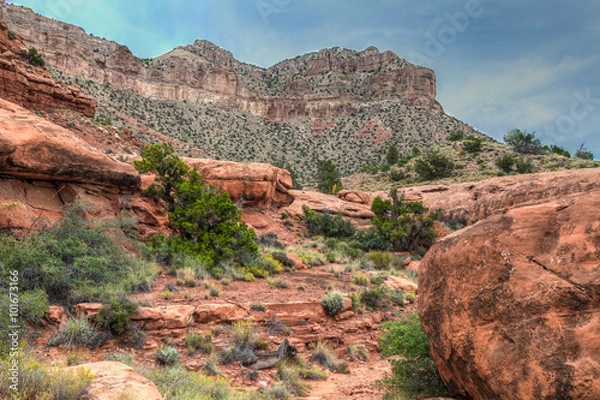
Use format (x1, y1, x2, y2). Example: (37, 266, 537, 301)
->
(250, 302, 267, 312)
(311, 342, 349, 373)
(504, 129, 543, 154)
(0, 201, 157, 308)
(321, 291, 345, 317)
(106, 352, 135, 367)
(386, 144, 400, 165)
(379, 311, 450, 399)
(361, 286, 388, 309)
(369, 189, 437, 252)
(219, 320, 258, 365)
(302, 205, 357, 238)
(462, 136, 484, 153)
(545, 144, 571, 157)
(96, 296, 138, 336)
(267, 277, 289, 289)
(7, 30, 17, 40)
(447, 130, 464, 141)
(24, 47, 45, 67)
(389, 165, 405, 181)
(575, 143, 594, 160)
(352, 273, 369, 286)
(316, 159, 342, 194)
(516, 157, 534, 174)
(256, 232, 285, 249)
(48, 316, 106, 349)
(347, 343, 369, 362)
(294, 248, 325, 267)
(413, 149, 455, 181)
(367, 251, 394, 269)
(495, 154, 516, 173)
(185, 332, 213, 355)
(276, 363, 309, 397)
(48, 366, 94, 400)
(270, 251, 295, 268)
(155, 346, 181, 366)
(266, 318, 291, 336)
(135, 143, 258, 270)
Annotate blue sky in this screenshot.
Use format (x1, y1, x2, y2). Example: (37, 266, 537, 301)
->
(7, 0, 600, 158)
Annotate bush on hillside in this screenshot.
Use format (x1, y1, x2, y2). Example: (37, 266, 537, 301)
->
(379, 311, 451, 398)
(135, 143, 259, 270)
(575, 143, 594, 160)
(316, 159, 342, 194)
(413, 149, 456, 181)
(24, 47, 45, 67)
(302, 205, 357, 238)
(462, 136, 484, 153)
(504, 129, 544, 155)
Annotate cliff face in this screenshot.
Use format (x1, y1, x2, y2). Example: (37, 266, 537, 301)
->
(0, 3, 441, 119)
(0, 20, 95, 117)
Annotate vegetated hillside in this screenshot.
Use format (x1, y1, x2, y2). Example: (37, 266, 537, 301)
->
(343, 133, 600, 192)
(51, 72, 481, 184)
(0, 2, 487, 183)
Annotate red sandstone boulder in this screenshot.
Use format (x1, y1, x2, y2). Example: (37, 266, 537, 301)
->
(419, 192, 600, 399)
(183, 158, 293, 209)
(338, 189, 372, 205)
(72, 362, 163, 400)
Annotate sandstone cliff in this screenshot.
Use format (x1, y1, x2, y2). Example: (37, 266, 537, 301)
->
(0, 20, 95, 117)
(0, 3, 441, 120)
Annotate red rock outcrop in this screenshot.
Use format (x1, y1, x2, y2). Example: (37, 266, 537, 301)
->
(0, 3, 442, 119)
(0, 20, 95, 116)
(72, 362, 163, 400)
(401, 168, 600, 225)
(184, 158, 294, 208)
(418, 191, 600, 399)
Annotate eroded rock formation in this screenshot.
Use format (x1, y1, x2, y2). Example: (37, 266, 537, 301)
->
(0, 20, 95, 116)
(0, 3, 441, 119)
(418, 191, 600, 399)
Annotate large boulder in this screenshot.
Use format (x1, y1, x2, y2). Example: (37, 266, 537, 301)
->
(183, 158, 294, 209)
(419, 192, 600, 399)
(402, 169, 600, 225)
(0, 99, 139, 188)
(71, 362, 163, 400)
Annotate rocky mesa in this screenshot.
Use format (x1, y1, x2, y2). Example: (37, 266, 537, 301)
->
(0, 2, 441, 120)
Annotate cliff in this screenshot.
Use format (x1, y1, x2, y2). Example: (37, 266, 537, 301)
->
(0, 19, 95, 117)
(0, 3, 441, 120)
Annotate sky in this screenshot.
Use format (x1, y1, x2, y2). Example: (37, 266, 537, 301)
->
(6, 0, 600, 158)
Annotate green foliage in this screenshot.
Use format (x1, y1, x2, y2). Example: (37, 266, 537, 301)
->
(321, 291, 345, 317)
(94, 116, 112, 126)
(316, 159, 342, 194)
(96, 296, 138, 336)
(311, 342, 349, 373)
(0, 353, 93, 400)
(504, 129, 543, 154)
(386, 144, 400, 165)
(379, 312, 450, 399)
(276, 363, 310, 397)
(516, 157, 534, 174)
(135, 143, 259, 269)
(370, 189, 437, 252)
(302, 205, 357, 239)
(185, 332, 213, 355)
(413, 149, 455, 181)
(447, 130, 464, 141)
(48, 316, 106, 349)
(24, 47, 45, 67)
(367, 251, 394, 270)
(155, 346, 181, 366)
(7, 30, 17, 40)
(575, 143, 594, 160)
(462, 136, 484, 153)
(495, 154, 516, 173)
(545, 144, 571, 157)
(0, 201, 158, 309)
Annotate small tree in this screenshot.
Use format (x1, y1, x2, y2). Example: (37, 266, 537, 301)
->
(574, 143, 594, 160)
(462, 136, 484, 153)
(414, 150, 455, 181)
(24, 47, 45, 67)
(316, 159, 342, 194)
(7, 30, 17, 41)
(504, 129, 543, 154)
(386, 143, 400, 166)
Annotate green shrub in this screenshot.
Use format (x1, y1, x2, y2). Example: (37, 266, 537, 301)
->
(219, 320, 258, 365)
(135, 143, 258, 270)
(413, 149, 455, 181)
(352, 273, 369, 286)
(276, 363, 309, 397)
(311, 342, 349, 373)
(321, 291, 345, 317)
(155, 346, 181, 366)
(546, 144, 570, 157)
(48, 367, 94, 400)
(495, 154, 516, 173)
(361, 286, 388, 309)
(347, 343, 369, 362)
(316, 159, 342, 194)
(575, 143, 594, 160)
(370, 189, 437, 252)
(386, 144, 400, 165)
(270, 251, 295, 268)
(462, 136, 484, 153)
(142, 366, 239, 400)
(24, 47, 45, 67)
(516, 157, 534, 174)
(302, 205, 357, 238)
(7, 30, 17, 40)
(504, 129, 543, 154)
(379, 311, 450, 399)
(185, 332, 213, 355)
(367, 251, 394, 269)
(267, 277, 289, 289)
(48, 316, 106, 349)
(96, 296, 138, 336)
